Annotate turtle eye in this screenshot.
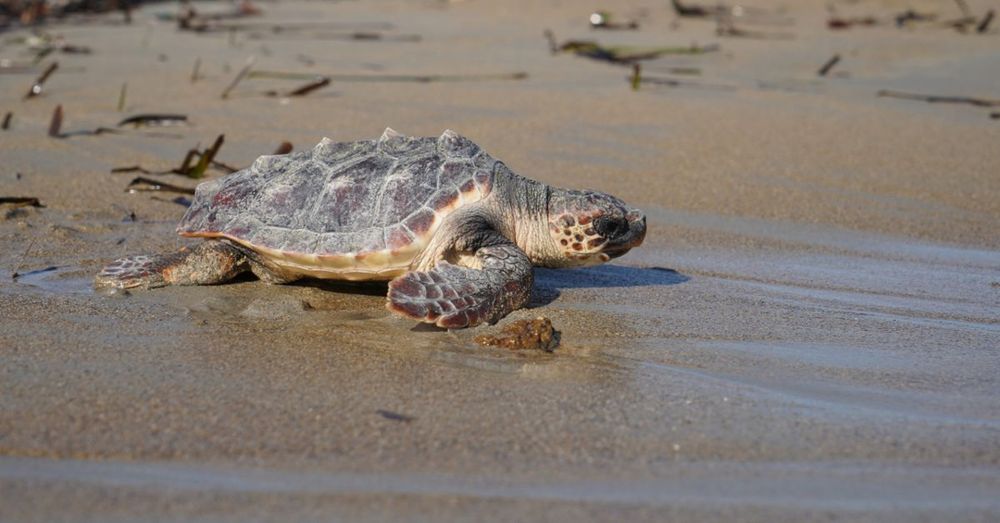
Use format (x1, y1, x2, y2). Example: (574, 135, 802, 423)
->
(593, 216, 626, 239)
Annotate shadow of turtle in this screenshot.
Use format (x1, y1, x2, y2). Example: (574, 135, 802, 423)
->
(529, 265, 689, 307)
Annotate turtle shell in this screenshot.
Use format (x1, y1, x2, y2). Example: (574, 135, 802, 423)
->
(177, 129, 497, 280)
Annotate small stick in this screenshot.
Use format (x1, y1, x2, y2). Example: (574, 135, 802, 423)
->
(248, 70, 528, 83)
(48, 105, 63, 137)
(191, 57, 201, 83)
(1, 112, 11, 130)
(24, 61, 58, 99)
(630, 63, 641, 91)
(977, 9, 994, 33)
(188, 134, 225, 178)
(817, 54, 841, 76)
(285, 76, 330, 96)
(0, 197, 44, 207)
(221, 56, 255, 99)
(117, 82, 127, 112)
(877, 89, 1000, 107)
(118, 114, 188, 127)
(10, 237, 38, 280)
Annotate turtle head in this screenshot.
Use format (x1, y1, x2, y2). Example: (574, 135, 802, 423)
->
(544, 189, 646, 267)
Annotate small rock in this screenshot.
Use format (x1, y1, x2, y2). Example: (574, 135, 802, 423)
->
(475, 317, 560, 352)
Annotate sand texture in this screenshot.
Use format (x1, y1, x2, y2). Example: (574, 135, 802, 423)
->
(1, 0, 998, 521)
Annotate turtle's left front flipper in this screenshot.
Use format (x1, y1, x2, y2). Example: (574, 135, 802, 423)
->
(387, 241, 533, 329)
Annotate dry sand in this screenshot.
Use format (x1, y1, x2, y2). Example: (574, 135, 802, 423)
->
(1, 0, 998, 521)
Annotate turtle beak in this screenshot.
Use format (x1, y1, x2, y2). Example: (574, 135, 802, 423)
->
(605, 209, 646, 259)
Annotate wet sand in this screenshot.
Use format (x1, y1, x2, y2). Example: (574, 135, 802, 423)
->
(1, 0, 999, 521)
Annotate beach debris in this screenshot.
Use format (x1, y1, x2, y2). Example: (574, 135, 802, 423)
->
(589, 11, 639, 30)
(255, 31, 421, 43)
(977, 9, 995, 33)
(48, 104, 62, 137)
(817, 54, 841, 77)
(376, 410, 415, 423)
(150, 196, 193, 207)
(117, 82, 127, 112)
(671, 0, 720, 18)
(2, 112, 11, 130)
(0, 197, 44, 208)
(895, 10, 937, 27)
(190, 57, 201, 83)
(827, 16, 879, 30)
(10, 239, 56, 280)
(117, 114, 188, 128)
(273, 141, 293, 155)
(47, 105, 122, 138)
(991, 112, 999, 120)
(877, 90, 1000, 107)
(628, 65, 733, 91)
(550, 34, 719, 64)
(221, 56, 256, 99)
(248, 69, 527, 84)
(1, 197, 44, 221)
(177, 0, 262, 31)
(125, 177, 196, 195)
(277, 76, 331, 97)
(112, 134, 226, 179)
(475, 317, 560, 352)
(24, 61, 58, 99)
(717, 16, 794, 39)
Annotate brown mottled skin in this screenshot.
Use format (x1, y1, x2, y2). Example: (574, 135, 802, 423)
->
(96, 129, 646, 329)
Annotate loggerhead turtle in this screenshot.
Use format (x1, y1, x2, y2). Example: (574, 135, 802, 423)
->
(95, 129, 646, 329)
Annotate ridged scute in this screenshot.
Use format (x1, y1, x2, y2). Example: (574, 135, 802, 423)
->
(177, 130, 495, 275)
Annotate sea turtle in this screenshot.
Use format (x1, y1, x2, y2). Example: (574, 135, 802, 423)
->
(95, 129, 646, 329)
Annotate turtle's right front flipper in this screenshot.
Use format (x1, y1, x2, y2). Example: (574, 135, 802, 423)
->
(95, 240, 249, 289)
(387, 241, 534, 329)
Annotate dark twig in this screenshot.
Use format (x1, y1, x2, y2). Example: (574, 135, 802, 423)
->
(285, 76, 331, 96)
(877, 89, 1000, 107)
(0, 197, 44, 207)
(1, 112, 11, 130)
(817, 54, 841, 76)
(977, 10, 994, 33)
(24, 61, 58, 99)
(248, 70, 528, 83)
(188, 134, 225, 179)
(376, 410, 415, 423)
(118, 114, 188, 127)
(48, 104, 63, 137)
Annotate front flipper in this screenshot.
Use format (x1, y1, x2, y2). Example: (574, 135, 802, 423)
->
(387, 242, 533, 329)
(95, 240, 249, 289)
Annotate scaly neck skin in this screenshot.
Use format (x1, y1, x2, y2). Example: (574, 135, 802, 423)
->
(486, 169, 559, 265)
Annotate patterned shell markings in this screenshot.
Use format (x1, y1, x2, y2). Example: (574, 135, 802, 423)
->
(177, 130, 496, 277)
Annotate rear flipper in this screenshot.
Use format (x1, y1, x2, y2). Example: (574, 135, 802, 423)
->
(387, 242, 533, 329)
(95, 240, 249, 289)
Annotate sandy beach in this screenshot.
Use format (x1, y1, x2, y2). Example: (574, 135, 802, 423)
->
(1, 0, 999, 521)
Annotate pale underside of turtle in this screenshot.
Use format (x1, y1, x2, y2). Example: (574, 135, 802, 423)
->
(96, 129, 647, 329)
